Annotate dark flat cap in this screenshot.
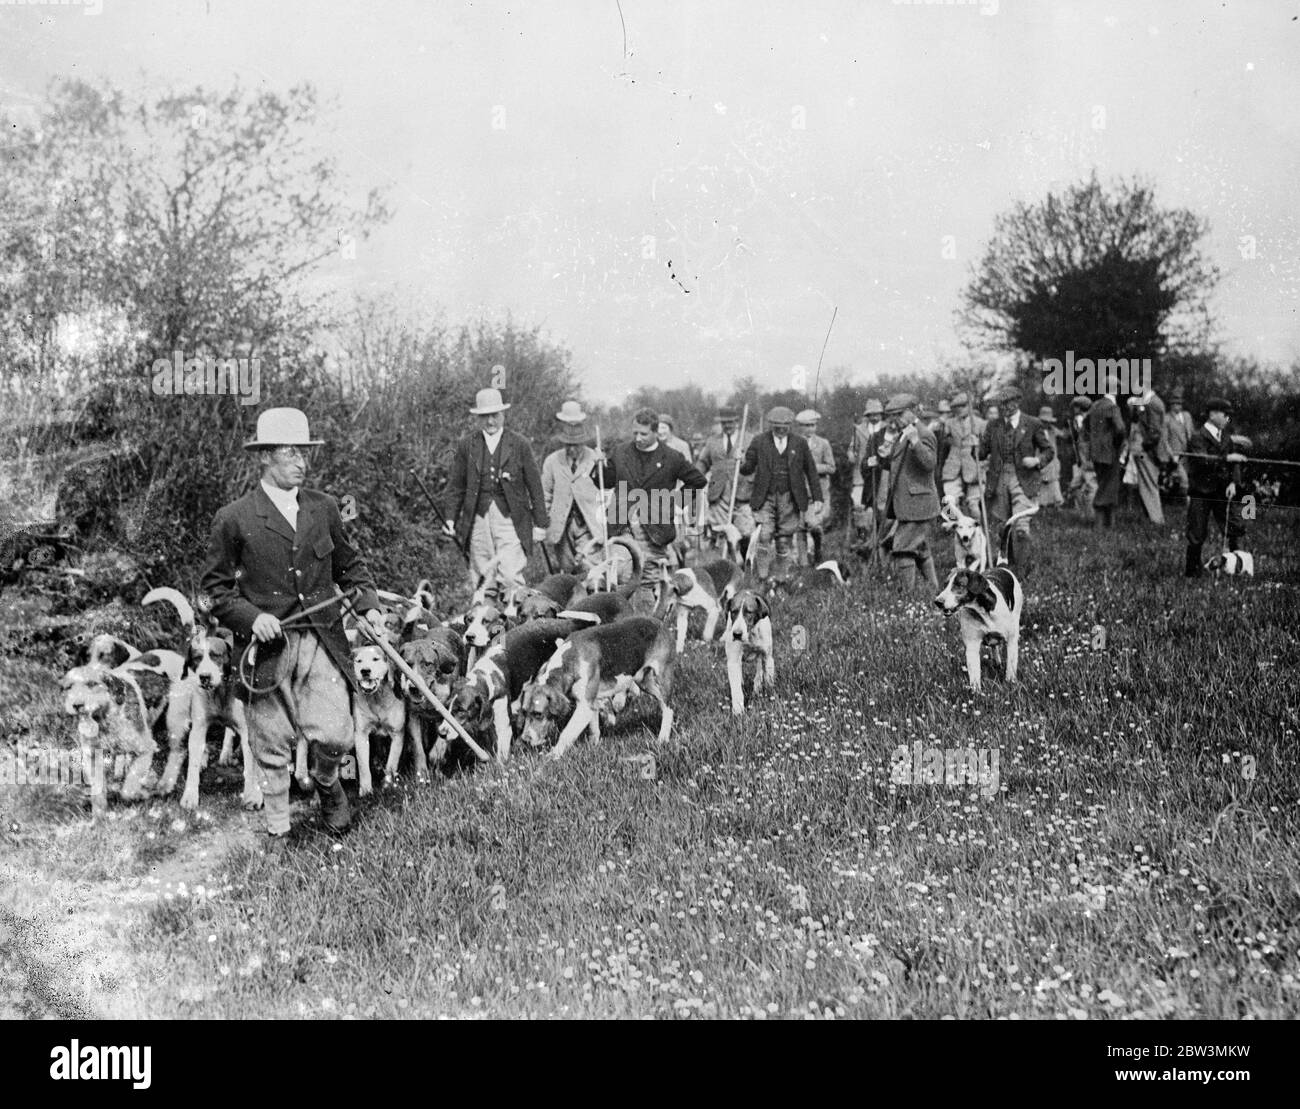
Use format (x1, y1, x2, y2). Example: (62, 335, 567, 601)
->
(1205, 396, 1233, 414)
(883, 393, 919, 416)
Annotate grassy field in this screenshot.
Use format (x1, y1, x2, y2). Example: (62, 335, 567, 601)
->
(2, 501, 1299, 1019)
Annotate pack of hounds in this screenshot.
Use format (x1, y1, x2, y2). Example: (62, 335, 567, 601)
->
(61, 503, 1241, 811)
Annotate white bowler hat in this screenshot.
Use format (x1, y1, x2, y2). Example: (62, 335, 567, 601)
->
(243, 407, 324, 450)
(556, 400, 588, 423)
(470, 387, 511, 415)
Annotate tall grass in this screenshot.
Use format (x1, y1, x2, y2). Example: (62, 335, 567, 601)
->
(2, 504, 1298, 1018)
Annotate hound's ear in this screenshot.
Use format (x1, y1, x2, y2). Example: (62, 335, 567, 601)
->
(103, 672, 129, 705)
(213, 625, 235, 645)
(753, 595, 771, 621)
(103, 641, 131, 669)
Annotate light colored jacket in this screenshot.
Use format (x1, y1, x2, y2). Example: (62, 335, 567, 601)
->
(541, 445, 605, 545)
(940, 414, 987, 483)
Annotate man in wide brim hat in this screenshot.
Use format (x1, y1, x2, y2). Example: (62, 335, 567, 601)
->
(541, 414, 603, 573)
(443, 388, 548, 591)
(202, 407, 384, 842)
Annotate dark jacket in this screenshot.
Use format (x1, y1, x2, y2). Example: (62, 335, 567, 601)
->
(594, 441, 707, 548)
(1186, 424, 1243, 498)
(1085, 396, 1127, 466)
(201, 485, 381, 699)
(740, 431, 822, 512)
(979, 412, 1056, 499)
(445, 428, 548, 556)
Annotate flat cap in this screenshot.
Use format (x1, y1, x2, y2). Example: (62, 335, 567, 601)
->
(863, 398, 884, 416)
(949, 392, 969, 407)
(795, 408, 821, 423)
(883, 393, 918, 416)
(998, 382, 1023, 401)
(1070, 396, 1093, 411)
(1205, 396, 1233, 414)
(767, 405, 795, 424)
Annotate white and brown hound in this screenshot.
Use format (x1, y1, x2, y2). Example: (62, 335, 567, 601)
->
(142, 587, 262, 811)
(933, 566, 1024, 694)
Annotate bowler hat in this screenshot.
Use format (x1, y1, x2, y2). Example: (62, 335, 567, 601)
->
(795, 408, 821, 424)
(1037, 405, 1057, 425)
(717, 406, 739, 421)
(556, 400, 587, 423)
(883, 393, 918, 416)
(244, 407, 323, 451)
(1205, 396, 1233, 415)
(470, 388, 511, 415)
(999, 383, 1023, 402)
(558, 422, 592, 445)
(863, 399, 884, 417)
(937, 399, 951, 415)
(1070, 396, 1093, 411)
(767, 406, 795, 425)
(949, 392, 969, 408)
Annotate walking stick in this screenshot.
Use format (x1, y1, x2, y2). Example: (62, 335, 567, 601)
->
(968, 377, 995, 561)
(595, 424, 616, 590)
(725, 404, 750, 563)
(337, 590, 491, 763)
(409, 468, 471, 567)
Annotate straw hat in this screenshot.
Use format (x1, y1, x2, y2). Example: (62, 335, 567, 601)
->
(555, 400, 587, 423)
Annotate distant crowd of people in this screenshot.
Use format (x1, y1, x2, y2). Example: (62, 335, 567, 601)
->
(439, 376, 1253, 601)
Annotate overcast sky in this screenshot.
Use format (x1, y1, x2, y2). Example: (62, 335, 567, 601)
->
(2, 0, 1296, 404)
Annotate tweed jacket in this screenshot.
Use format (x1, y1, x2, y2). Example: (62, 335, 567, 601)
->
(541, 445, 606, 545)
(201, 485, 381, 699)
(881, 422, 940, 522)
(978, 412, 1057, 499)
(940, 414, 987, 483)
(1085, 396, 1127, 466)
(697, 430, 755, 504)
(739, 431, 822, 513)
(444, 428, 548, 556)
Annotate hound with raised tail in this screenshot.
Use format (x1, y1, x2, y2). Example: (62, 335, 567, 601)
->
(939, 498, 990, 571)
(933, 566, 1024, 694)
(658, 558, 745, 654)
(724, 588, 774, 714)
(518, 615, 676, 759)
(142, 587, 262, 811)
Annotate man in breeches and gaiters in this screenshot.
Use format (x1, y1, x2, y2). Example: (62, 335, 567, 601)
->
(202, 408, 385, 843)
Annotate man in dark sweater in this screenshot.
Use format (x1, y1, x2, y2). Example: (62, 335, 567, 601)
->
(594, 407, 707, 601)
(1184, 397, 1247, 578)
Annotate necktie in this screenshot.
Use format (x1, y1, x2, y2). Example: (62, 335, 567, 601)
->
(725, 434, 732, 456)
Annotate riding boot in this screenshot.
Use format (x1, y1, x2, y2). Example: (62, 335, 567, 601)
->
(1184, 543, 1203, 578)
(917, 553, 939, 590)
(315, 777, 351, 834)
(810, 527, 823, 566)
(1014, 533, 1033, 578)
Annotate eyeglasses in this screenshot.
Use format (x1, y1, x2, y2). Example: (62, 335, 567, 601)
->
(270, 447, 310, 461)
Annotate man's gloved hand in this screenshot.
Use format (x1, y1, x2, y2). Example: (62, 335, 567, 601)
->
(441, 520, 456, 538)
(1020, 456, 1040, 469)
(1225, 482, 1237, 500)
(532, 526, 547, 542)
